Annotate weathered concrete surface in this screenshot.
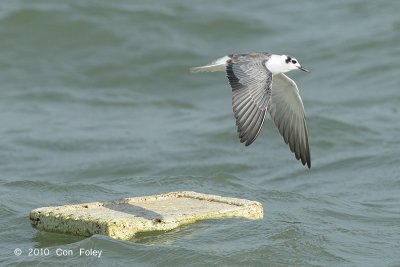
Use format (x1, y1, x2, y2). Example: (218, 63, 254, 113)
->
(30, 191, 263, 240)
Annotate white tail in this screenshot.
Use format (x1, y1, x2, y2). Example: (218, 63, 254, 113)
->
(190, 56, 230, 73)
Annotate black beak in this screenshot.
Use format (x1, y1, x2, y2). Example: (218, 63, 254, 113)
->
(298, 66, 309, 72)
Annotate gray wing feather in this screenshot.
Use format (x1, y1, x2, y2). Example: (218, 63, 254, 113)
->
(268, 73, 311, 168)
(226, 54, 272, 146)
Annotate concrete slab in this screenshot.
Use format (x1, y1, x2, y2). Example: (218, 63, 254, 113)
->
(30, 191, 263, 240)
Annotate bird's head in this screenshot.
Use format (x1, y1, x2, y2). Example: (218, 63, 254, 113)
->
(266, 54, 309, 74)
(282, 55, 309, 73)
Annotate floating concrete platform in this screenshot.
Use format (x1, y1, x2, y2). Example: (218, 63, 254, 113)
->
(30, 191, 263, 240)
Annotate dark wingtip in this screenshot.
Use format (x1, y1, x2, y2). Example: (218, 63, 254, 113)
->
(241, 137, 253, 146)
(245, 140, 254, 146)
(300, 153, 311, 168)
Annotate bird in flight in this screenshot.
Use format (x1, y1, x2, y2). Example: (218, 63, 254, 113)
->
(191, 52, 311, 168)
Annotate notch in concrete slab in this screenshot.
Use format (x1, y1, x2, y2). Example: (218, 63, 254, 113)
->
(30, 191, 263, 240)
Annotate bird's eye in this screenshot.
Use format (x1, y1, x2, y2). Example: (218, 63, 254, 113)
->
(291, 60, 297, 64)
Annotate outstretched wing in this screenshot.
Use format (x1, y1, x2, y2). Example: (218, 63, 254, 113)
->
(268, 73, 311, 168)
(226, 54, 272, 146)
